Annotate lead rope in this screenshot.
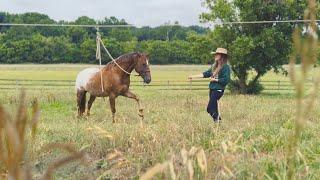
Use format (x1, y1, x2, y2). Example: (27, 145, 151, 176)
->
(96, 32, 131, 75)
(96, 29, 104, 93)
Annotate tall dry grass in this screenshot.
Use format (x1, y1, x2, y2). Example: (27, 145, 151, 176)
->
(139, 146, 207, 180)
(136, 1, 320, 179)
(287, 0, 320, 179)
(0, 91, 87, 179)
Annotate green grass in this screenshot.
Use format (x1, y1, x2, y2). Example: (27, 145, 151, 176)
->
(0, 64, 319, 179)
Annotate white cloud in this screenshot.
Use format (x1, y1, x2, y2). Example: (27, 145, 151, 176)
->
(0, 0, 206, 27)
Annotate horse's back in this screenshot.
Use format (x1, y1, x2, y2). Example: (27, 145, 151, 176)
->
(75, 67, 100, 91)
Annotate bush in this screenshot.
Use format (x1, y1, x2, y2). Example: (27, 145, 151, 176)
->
(247, 81, 264, 94)
(228, 80, 264, 94)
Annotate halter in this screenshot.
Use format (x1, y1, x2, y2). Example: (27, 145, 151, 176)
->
(136, 59, 151, 77)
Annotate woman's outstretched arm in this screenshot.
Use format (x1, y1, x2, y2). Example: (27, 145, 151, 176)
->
(188, 74, 204, 80)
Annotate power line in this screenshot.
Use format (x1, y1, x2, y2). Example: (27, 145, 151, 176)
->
(0, 19, 319, 28)
(0, 23, 134, 28)
(210, 19, 320, 25)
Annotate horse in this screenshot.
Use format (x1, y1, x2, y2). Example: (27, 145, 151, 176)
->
(75, 52, 151, 122)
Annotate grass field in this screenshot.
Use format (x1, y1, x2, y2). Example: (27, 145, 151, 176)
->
(1, 64, 318, 93)
(0, 64, 299, 81)
(0, 64, 320, 179)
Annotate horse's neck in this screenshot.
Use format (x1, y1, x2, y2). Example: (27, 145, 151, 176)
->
(113, 58, 136, 75)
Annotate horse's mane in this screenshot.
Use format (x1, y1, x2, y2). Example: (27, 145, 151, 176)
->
(105, 52, 141, 69)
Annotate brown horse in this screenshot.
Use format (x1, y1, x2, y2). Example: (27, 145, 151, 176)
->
(75, 52, 151, 122)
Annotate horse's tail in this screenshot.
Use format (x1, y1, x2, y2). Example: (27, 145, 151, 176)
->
(77, 90, 87, 116)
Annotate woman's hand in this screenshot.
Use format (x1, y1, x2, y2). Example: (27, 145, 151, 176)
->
(210, 77, 218, 82)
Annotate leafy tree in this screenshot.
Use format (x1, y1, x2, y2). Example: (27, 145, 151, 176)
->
(167, 40, 192, 63)
(0, 12, 10, 32)
(98, 16, 128, 36)
(100, 38, 124, 62)
(133, 26, 152, 41)
(80, 37, 96, 63)
(100, 16, 128, 25)
(143, 40, 192, 64)
(121, 37, 139, 53)
(2, 26, 35, 41)
(188, 25, 209, 34)
(109, 28, 133, 42)
(67, 27, 88, 44)
(149, 26, 169, 41)
(142, 40, 170, 64)
(201, 0, 310, 94)
(47, 36, 74, 63)
(186, 32, 215, 64)
(75, 16, 97, 39)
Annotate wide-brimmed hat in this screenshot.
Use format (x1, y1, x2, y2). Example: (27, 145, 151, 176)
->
(210, 48, 228, 55)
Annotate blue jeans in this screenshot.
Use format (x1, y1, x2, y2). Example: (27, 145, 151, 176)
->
(207, 89, 224, 120)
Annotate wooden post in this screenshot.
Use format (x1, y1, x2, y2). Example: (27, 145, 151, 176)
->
(278, 80, 280, 92)
(69, 81, 72, 96)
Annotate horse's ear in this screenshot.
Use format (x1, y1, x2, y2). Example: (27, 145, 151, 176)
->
(134, 52, 142, 58)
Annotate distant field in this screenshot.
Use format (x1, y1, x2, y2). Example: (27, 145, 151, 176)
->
(0, 64, 318, 93)
(0, 64, 319, 179)
(0, 64, 297, 81)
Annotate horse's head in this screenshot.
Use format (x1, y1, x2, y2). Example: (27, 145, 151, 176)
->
(134, 53, 151, 84)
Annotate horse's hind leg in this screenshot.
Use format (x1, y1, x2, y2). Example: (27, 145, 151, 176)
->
(122, 90, 144, 119)
(109, 96, 116, 123)
(86, 94, 96, 116)
(77, 90, 87, 117)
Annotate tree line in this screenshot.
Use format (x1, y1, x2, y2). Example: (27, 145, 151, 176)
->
(0, 12, 211, 64)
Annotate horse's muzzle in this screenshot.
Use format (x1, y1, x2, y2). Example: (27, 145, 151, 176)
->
(144, 78, 151, 84)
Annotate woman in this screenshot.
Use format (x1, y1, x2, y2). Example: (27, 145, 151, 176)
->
(188, 48, 231, 122)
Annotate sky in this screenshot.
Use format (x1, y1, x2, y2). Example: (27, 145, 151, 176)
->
(0, 0, 207, 27)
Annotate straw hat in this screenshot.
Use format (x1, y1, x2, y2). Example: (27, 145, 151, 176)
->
(210, 48, 228, 55)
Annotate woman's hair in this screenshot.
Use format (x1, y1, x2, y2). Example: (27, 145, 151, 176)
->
(212, 54, 228, 77)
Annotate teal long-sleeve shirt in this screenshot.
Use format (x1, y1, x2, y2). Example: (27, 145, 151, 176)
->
(203, 64, 231, 90)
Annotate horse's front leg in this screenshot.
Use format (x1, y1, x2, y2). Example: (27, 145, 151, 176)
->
(122, 90, 144, 119)
(109, 96, 116, 123)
